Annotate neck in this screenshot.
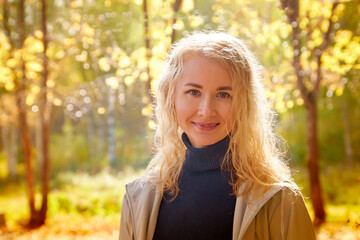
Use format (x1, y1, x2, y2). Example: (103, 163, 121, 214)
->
(181, 133, 230, 172)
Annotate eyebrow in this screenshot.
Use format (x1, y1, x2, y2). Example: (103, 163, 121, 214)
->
(184, 82, 232, 91)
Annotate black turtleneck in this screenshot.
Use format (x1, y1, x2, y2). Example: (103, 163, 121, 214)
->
(153, 133, 236, 240)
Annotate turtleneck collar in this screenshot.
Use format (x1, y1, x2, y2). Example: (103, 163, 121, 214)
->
(181, 133, 230, 172)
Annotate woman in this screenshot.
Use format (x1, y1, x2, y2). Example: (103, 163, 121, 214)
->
(119, 32, 315, 240)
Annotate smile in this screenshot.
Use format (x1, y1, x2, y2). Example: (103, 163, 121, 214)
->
(192, 122, 220, 130)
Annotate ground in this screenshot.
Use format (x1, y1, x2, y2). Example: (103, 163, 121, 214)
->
(0, 215, 118, 240)
(0, 215, 359, 240)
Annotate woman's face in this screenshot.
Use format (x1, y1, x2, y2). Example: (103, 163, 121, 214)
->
(174, 53, 234, 148)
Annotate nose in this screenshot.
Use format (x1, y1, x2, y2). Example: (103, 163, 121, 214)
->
(197, 96, 215, 117)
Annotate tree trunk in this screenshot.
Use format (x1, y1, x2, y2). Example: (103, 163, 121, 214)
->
(1, 125, 17, 179)
(15, 0, 37, 226)
(170, 0, 182, 44)
(108, 87, 116, 167)
(341, 92, 353, 163)
(36, 111, 43, 176)
(142, 0, 153, 103)
(8, 125, 17, 179)
(87, 108, 96, 170)
(39, 0, 50, 226)
(280, 0, 329, 227)
(305, 98, 326, 227)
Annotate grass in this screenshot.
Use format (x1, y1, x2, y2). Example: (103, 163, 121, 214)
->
(292, 163, 360, 239)
(1, 165, 360, 239)
(0, 169, 142, 231)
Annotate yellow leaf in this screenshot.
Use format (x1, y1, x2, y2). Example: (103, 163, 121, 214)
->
(30, 84, 41, 94)
(5, 81, 14, 91)
(137, 58, 148, 69)
(47, 79, 55, 88)
(104, 0, 111, 7)
(276, 101, 286, 114)
(124, 76, 135, 86)
(296, 98, 304, 106)
(26, 93, 35, 106)
(34, 30, 43, 39)
(75, 52, 87, 62)
(98, 57, 110, 72)
(182, 0, 194, 13)
(47, 92, 54, 101)
(353, 64, 360, 70)
(320, 20, 329, 33)
(55, 50, 65, 59)
(119, 56, 131, 68)
(26, 61, 43, 72)
(151, 28, 164, 39)
(174, 19, 185, 31)
(106, 76, 119, 89)
(116, 69, 126, 77)
(140, 72, 149, 82)
(331, 15, 338, 23)
(27, 71, 38, 79)
(92, 49, 102, 57)
(286, 100, 294, 109)
(255, 34, 266, 45)
(189, 15, 204, 29)
(6, 58, 18, 68)
(25, 36, 44, 53)
(82, 24, 95, 38)
(0, 67, 13, 83)
(334, 30, 352, 47)
(97, 107, 106, 115)
(141, 105, 152, 116)
(71, 1, 83, 10)
(299, 18, 309, 29)
(64, 37, 76, 48)
(335, 88, 343, 97)
(148, 120, 156, 130)
(53, 98, 62, 106)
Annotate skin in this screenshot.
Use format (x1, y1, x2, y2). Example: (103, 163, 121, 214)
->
(174, 53, 234, 148)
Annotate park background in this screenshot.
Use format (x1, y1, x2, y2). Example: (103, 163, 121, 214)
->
(0, 0, 359, 239)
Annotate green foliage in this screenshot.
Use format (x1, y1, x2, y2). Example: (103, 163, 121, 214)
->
(322, 165, 360, 205)
(47, 170, 141, 217)
(0, 152, 8, 179)
(293, 163, 360, 206)
(50, 132, 92, 174)
(277, 106, 307, 164)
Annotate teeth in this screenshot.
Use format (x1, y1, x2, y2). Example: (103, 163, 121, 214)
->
(200, 123, 216, 127)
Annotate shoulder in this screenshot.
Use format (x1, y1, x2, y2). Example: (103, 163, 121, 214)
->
(125, 174, 159, 200)
(265, 186, 316, 239)
(125, 171, 162, 208)
(242, 185, 315, 240)
(121, 173, 163, 240)
(265, 185, 306, 213)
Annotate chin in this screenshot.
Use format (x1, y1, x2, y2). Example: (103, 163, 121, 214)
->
(192, 137, 220, 148)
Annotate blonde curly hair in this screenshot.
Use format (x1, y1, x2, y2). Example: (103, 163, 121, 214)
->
(146, 31, 297, 202)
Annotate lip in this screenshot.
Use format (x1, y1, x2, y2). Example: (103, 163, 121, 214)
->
(192, 122, 219, 131)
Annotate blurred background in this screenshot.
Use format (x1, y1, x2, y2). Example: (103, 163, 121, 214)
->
(0, 0, 359, 239)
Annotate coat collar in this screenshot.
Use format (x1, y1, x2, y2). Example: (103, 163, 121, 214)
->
(128, 178, 282, 240)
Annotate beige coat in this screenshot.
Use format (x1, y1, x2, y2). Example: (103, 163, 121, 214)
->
(119, 176, 316, 240)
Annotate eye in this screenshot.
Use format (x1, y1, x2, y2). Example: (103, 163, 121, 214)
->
(218, 92, 231, 99)
(188, 90, 200, 96)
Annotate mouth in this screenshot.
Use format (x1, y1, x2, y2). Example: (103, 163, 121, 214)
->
(192, 122, 220, 130)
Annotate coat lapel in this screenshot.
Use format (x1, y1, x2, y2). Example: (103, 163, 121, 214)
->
(233, 183, 282, 240)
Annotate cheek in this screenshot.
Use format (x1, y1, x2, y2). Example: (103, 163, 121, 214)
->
(221, 102, 233, 119)
(175, 101, 187, 122)
(174, 97, 185, 124)
(222, 103, 235, 127)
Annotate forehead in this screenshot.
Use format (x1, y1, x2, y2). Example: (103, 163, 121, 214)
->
(176, 53, 232, 87)
(181, 51, 219, 65)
